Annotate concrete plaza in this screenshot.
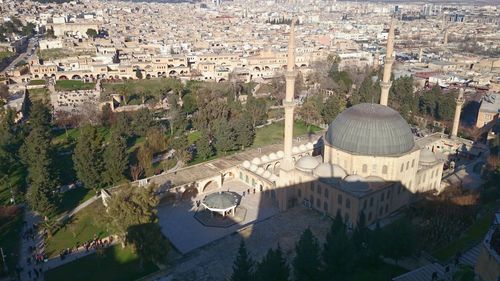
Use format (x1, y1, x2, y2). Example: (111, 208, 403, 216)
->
(157, 179, 280, 254)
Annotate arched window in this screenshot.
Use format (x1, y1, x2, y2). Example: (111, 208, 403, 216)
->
(362, 164, 368, 173)
(316, 198, 321, 208)
(310, 182, 314, 192)
(346, 199, 351, 209)
(323, 202, 328, 212)
(324, 188, 329, 199)
(337, 194, 343, 205)
(298, 189, 302, 198)
(382, 165, 388, 174)
(317, 184, 322, 195)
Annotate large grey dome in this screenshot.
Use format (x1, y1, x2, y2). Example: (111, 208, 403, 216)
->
(325, 103, 414, 156)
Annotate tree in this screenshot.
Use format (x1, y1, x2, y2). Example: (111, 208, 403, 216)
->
(73, 125, 104, 189)
(182, 93, 198, 114)
(255, 245, 290, 281)
(86, 28, 98, 38)
(135, 69, 143, 79)
(100, 103, 115, 128)
(380, 220, 417, 264)
(112, 113, 131, 137)
(53, 110, 78, 137)
(234, 113, 255, 150)
(20, 127, 58, 217)
(0, 84, 8, 101)
(299, 95, 322, 125)
(321, 94, 346, 124)
(293, 228, 321, 281)
(132, 108, 155, 136)
(137, 143, 154, 177)
(246, 95, 268, 127)
(322, 212, 355, 278)
(103, 133, 128, 186)
(214, 119, 236, 154)
(196, 137, 214, 160)
(105, 184, 168, 266)
(230, 240, 254, 281)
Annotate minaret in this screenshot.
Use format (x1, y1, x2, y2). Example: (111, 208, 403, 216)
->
(373, 51, 380, 69)
(451, 88, 464, 138)
(276, 18, 297, 211)
(281, 19, 296, 172)
(380, 18, 395, 106)
(418, 47, 423, 63)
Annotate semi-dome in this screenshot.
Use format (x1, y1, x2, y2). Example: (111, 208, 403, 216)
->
(313, 163, 347, 178)
(325, 103, 415, 156)
(419, 149, 437, 164)
(295, 156, 321, 171)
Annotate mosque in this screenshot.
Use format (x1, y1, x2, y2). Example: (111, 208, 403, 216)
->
(235, 18, 450, 228)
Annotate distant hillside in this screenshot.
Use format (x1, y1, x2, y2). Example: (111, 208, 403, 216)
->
(32, 0, 72, 3)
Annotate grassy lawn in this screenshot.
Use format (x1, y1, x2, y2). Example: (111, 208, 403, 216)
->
(0, 163, 26, 205)
(57, 188, 95, 214)
(45, 201, 109, 258)
(187, 130, 201, 144)
(55, 80, 96, 91)
(251, 120, 322, 148)
(45, 245, 158, 281)
(0, 207, 23, 278)
(28, 87, 50, 102)
(102, 78, 179, 96)
(433, 211, 494, 262)
(0, 51, 14, 61)
(28, 79, 46, 85)
(350, 263, 407, 281)
(38, 49, 95, 61)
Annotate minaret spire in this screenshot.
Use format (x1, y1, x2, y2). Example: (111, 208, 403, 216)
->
(451, 88, 464, 138)
(281, 18, 296, 171)
(380, 17, 395, 106)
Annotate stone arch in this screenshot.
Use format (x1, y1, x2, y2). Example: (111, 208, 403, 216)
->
(43, 74, 48, 78)
(253, 66, 261, 71)
(58, 75, 68, 80)
(300, 64, 307, 68)
(265, 163, 273, 170)
(264, 66, 270, 70)
(181, 187, 198, 200)
(179, 64, 186, 67)
(146, 74, 152, 79)
(202, 180, 220, 193)
(34, 74, 39, 78)
(218, 78, 226, 83)
(273, 161, 281, 173)
(71, 74, 81, 80)
(169, 70, 177, 76)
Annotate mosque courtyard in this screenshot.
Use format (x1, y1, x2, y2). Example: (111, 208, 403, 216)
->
(157, 179, 280, 254)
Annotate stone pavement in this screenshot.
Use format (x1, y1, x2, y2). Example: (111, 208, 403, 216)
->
(18, 209, 45, 281)
(163, 206, 332, 281)
(158, 179, 279, 254)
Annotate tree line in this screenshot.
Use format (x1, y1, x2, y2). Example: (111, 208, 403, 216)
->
(231, 211, 417, 281)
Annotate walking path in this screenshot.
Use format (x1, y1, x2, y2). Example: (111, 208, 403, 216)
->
(19, 209, 45, 281)
(43, 235, 118, 271)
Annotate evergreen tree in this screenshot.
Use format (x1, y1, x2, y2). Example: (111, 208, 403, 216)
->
(105, 183, 168, 265)
(196, 137, 213, 160)
(321, 94, 347, 124)
(234, 113, 255, 150)
(322, 212, 355, 279)
(132, 108, 155, 136)
(231, 240, 254, 281)
(103, 133, 128, 185)
(214, 119, 236, 154)
(293, 228, 321, 281)
(255, 245, 290, 281)
(20, 127, 58, 216)
(73, 125, 104, 189)
(246, 95, 268, 127)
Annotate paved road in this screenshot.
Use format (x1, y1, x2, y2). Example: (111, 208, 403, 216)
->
(1, 37, 38, 75)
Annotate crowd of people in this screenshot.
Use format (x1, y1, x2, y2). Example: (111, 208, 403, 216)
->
(59, 234, 114, 260)
(17, 221, 46, 281)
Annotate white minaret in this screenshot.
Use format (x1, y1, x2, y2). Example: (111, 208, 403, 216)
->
(380, 18, 395, 106)
(451, 89, 465, 138)
(276, 18, 297, 211)
(281, 19, 296, 172)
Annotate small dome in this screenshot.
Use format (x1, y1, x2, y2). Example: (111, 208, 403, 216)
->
(277, 151, 284, 158)
(344, 174, 366, 182)
(263, 171, 272, 178)
(419, 149, 437, 164)
(325, 103, 415, 156)
(299, 144, 307, 151)
(249, 164, 258, 172)
(365, 175, 385, 182)
(292, 146, 300, 154)
(252, 158, 261, 165)
(256, 167, 265, 175)
(341, 175, 371, 192)
(242, 161, 251, 168)
(261, 155, 270, 163)
(295, 156, 321, 171)
(313, 163, 347, 178)
(269, 153, 278, 160)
